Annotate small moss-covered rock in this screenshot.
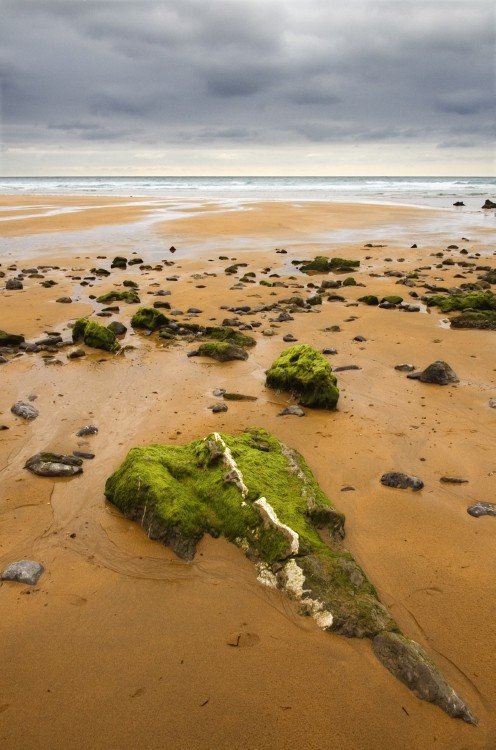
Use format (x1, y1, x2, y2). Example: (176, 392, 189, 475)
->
(300, 256, 330, 273)
(381, 295, 403, 305)
(425, 290, 496, 313)
(342, 277, 357, 287)
(450, 310, 496, 330)
(96, 290, 140, 304)
(122, 279, 138, 288)
(358, 295, 379, 306)
(0, 330, 25, 346)
(131, 307, 169, 330)
(193, 342, 249, 361)
(329, 257, 360, 272)
(72, 318, 120, 352)
(266, 344, 339, 409)
(111, 256, 127, 269)
(204, 326, 256, 348)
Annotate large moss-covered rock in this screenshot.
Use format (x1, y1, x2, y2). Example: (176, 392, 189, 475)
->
(299, 256, 360, 274)
(266, 344, 339, 409)
(450, 311, 496, 330)
(191, 342, 249, 361)
(131, 307, 169, 330)
(72, 318, 119, 352)
(424, 290, 496, 313)
(105, 428, 474, 722)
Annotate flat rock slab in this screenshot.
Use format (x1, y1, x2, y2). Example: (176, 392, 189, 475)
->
(11, 401, 39, 420)
(381, 472, 424, 491)
(467, 502, 496, 518)
(373, 632, 476, 724)
(25, 452, 83, 477)
(2, 560, 44, 585)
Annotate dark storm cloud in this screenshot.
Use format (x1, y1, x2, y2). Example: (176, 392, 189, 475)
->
(1, 0, 494, 158)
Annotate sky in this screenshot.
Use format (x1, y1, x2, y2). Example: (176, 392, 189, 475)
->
(1, 0, 494, 176)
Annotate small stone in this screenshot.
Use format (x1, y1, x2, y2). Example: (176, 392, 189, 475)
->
(56, 296, 72, 303)
(381, 472, 424, 491)
(211, 403, 228, 413)
(212, 388, 226, 397)
(467, 502, 496, 518)
(340, 486, 356, 492)
(395, 363, 415, 372)
(489, 398, 496, 409)
(333, 365, 361, 372)
(2, 560, 44, 585)
(73, 451, 95, 459)
(277, 405, 306, 417)
(76, 425, 98, 436)
(283, 334, 297, 342)
(11, 401, 39, 420)
(440, 477, 468, 484)
(322, 347, 337, 355)
(68, 348, 86, 359)
(353, 335, 367, 342)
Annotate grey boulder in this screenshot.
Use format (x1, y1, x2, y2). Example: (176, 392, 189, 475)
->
(407, 361, 459, 385)
(11, 401, 39, 420)
(25, 452, 83, 477)
(2, 559, 44, 585)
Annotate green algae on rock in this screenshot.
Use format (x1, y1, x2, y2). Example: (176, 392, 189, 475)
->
(105, 427, 475, 723)
(450, 310, 496, 330)
(131, 307, 169, 330)
(358, 295, 379, 306)
(191, 341, 249, 361)
(96, 290, 140, 304)
(424, 290, 496, 313)
(72, 318, 120, 352)
(204, 326, 256, 348)
(266, 344, 339, 409)
(381, 295, 403, 305)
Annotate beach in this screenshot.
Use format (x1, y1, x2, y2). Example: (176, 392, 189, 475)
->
(1, 195, 495, 749)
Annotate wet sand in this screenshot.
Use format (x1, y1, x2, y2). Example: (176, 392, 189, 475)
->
(1, 196, 495, 749)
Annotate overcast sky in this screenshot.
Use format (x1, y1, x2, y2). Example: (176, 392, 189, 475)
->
(1, 0, 494, 175)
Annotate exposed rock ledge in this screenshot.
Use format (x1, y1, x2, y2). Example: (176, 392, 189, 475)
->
(104, 428, 476, 724)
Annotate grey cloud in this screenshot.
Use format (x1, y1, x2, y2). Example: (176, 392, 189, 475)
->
(1, 0, 494, 164)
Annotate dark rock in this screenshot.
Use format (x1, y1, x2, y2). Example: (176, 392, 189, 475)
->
(440, 477, 468, 484)
(211, 403, 228, 413)
(73, 451, 95, 459)
(373, 632, 476, 724)
(467, 502, 496, 518)
(6, 278, 23, 290)
(407, 361, 459, 385)
(453, 202, 465, 207)
(223, 393, 257, 401)
(278, 405, 306, 417)
(0, 330, 25, 346)
(56, 296, 72, 303)
(190, 343, 249, 362)
(482, 199, 496, 209)
(381, 472, 424, 491)
(283, 334, 297, 342)
(1, 560, 44, 585)
(107, 321, 127, 336)
(111, 256, 127, 268)
(76, 425, 98, 436)
(11, 401, 39, 420)
(322, 348, 337, 355)
(67, 348, 86, 359)
(353, 336, 367, 342)
(25, 452, 83, 477)
(333, 365, 361, 372)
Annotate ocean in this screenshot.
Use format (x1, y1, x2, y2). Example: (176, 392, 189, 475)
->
(1, 176, 495, 211)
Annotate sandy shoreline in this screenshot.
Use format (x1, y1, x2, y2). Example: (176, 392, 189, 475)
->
(1, 196, 495, 749)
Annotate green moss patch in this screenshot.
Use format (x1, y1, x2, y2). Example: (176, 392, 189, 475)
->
(96, 290, 140, 304)
(266, 344, 339, 409)
(195, 342, 249, 361)
(72, 318, 120, 352)
(450, 311, 496, 329)
(425, 290, 496, 313)
(358, 295, 379, 306)
(381, 295, 403, 305)
(131, 307, 170, 330)
(204, 326, 256, 348)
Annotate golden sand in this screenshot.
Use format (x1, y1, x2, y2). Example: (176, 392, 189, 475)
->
(0, 197, 495, 749)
